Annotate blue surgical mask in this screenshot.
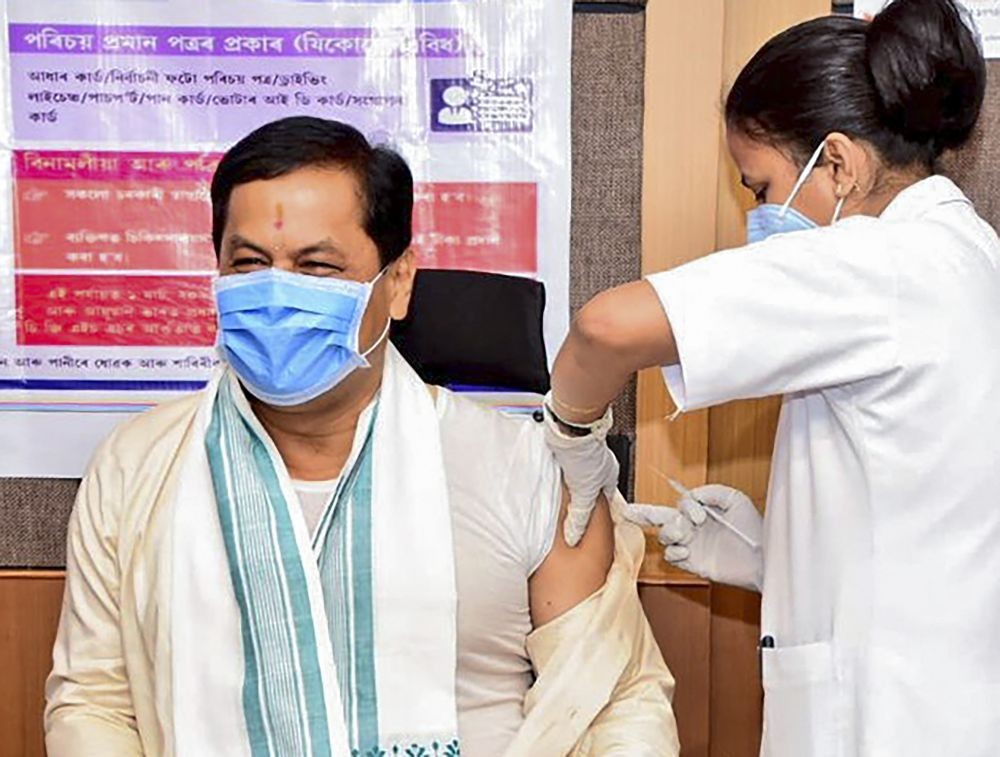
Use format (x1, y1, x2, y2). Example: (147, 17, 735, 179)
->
(746, 141, 846, 245)
(213, 267, 391, 406)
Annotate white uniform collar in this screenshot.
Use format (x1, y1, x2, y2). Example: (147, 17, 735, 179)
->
(879, 174, 971, 222)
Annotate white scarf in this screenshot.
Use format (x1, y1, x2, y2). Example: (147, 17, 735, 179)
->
(169, 346, 459, 756)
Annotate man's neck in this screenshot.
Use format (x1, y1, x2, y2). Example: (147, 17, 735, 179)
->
(247, 354, 384, 481)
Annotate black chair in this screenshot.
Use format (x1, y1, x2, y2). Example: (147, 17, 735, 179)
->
(391, 269, 550, 393)
(390, 269, 631, 494)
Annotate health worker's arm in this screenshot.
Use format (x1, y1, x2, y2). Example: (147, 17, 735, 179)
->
(45, 450, 143, 756)
(551, 280, 677, 425)
(554, 227, 899, 426)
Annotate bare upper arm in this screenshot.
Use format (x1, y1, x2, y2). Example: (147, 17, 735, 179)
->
(528, 484, 614, 628)
(574, 280, 678, 370)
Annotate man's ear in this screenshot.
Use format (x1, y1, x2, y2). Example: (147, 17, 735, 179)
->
(387, 248, 417, 321)
(823, 132, 868, 203)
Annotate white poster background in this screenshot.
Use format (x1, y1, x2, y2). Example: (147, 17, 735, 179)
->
(0, 0, 571, 476)
(855, 0, 1000, 57)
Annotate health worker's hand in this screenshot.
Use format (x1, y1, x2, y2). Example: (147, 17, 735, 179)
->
(625, 484, 763, 591)
(542, 395, 619, 547)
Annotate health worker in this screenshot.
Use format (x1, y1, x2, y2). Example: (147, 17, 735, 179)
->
(541, 1, 1000, 754)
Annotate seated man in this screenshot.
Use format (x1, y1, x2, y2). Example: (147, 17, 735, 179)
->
(45, 116, 679, 757)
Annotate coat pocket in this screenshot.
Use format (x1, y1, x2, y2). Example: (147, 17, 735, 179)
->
(760, 641, 842, 757)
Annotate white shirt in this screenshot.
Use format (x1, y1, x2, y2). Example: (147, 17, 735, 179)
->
(647, 176, 1000, 756)
(297, 391, 560, 757)
(439, 390, 562, 756)
(291, 478, 339, 536)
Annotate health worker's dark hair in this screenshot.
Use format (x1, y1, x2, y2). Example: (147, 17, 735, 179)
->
(725, 0, 986, 171)
(211, 116, 413, 266)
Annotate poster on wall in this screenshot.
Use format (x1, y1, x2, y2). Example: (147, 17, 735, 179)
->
(0, 0, 571, 477)
(855, 0, 1000, 57)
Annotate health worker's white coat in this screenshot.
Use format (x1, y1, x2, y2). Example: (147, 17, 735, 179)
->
(648, 176, 1000, 757)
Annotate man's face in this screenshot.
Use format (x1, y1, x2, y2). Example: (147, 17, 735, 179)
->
(217, 166, 415, 383)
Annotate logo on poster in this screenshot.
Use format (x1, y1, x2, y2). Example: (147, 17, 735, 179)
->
(430, 75, 533, 133)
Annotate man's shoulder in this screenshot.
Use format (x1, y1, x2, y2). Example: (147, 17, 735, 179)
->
(435, 388, 547, 466)
(93, 390, 204, 472)
(436, 388, 562, 573)
(75, 390, 206, 542)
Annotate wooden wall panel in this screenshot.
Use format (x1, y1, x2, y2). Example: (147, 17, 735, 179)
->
(634, 1, 724, 566)
(0, 572, 64, 757)
(706, 585, 762, 757)
(641, 584, 712, 757)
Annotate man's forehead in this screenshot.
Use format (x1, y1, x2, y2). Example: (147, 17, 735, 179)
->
(236, 166, 357, 197)
(228, 168, 363, 221)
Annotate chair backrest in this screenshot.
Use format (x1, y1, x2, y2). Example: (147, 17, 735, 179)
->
(390, 267, 636, 493)
(390, 269, 550, 394)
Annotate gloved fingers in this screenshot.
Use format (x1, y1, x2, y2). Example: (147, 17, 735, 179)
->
(657, 509, 695, 546)
(664, 544, 691, 564)
(563, 500, 596, 548)
(678, 495, 708, 526)
(622, 503, 674, 529)
(666, 548, 713, 582)
(694, 484, 753, 512)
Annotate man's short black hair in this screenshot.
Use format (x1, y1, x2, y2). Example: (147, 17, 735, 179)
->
(211, 116, 413, 266)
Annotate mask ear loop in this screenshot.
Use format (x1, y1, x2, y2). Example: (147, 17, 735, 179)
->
(779, 141, 827, 219)
(357, 264, 394, 363)
(832, 195, 847, 224)
(360, 318, 392, 360)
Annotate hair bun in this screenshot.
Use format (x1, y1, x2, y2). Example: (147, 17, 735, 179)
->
(865, 0, 986, 153)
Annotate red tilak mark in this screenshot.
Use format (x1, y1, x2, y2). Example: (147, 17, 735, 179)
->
(274, 219, 284, 230)
(274, 202, 284, 231)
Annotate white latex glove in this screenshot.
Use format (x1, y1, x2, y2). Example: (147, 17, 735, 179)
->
(624, 484, 763, 591)
(542, 394, 619, 547)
